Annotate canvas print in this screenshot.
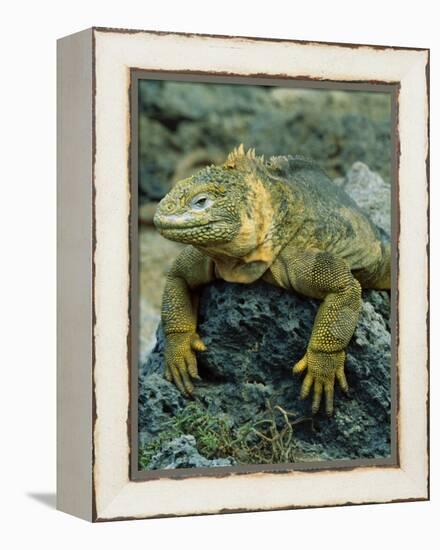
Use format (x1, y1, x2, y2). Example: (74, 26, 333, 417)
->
(136, 79, 393, 471)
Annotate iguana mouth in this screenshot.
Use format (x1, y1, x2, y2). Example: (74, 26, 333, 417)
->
(155, 219, 214, 230)
(154, 206, 215, 226)
(154, 209, 222, 231)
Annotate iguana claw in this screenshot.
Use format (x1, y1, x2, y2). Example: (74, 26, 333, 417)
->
(164, 332, 206, 396)
(293, 349, 348, 415)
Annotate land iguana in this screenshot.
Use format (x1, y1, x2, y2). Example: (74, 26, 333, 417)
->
(153, 145, 390, 415)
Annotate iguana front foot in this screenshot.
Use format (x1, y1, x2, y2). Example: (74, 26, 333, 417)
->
(164, 332, 206, 396)
(293, 349, 349, 416)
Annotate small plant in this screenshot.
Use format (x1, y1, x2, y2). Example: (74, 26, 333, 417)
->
(248, 400, 313, 464)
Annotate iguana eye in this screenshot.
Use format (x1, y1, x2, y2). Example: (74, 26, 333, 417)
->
(190, 194, 213, 211)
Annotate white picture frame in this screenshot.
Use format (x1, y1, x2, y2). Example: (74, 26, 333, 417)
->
(57, 27, 429, 522)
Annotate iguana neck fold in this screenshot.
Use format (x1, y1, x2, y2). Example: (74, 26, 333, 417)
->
(199, 172, 305, 283)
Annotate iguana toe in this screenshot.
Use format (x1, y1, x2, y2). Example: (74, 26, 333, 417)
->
(294, 349, 348, 415)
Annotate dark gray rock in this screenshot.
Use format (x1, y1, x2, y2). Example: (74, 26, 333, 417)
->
(138, 372, 186, 439)
(138, 118, 178, 200)
(138, 82, 392, 201)
(139, 281, 391, 467)
(335, 162, 391, 235)
(148, 435, 235, 470)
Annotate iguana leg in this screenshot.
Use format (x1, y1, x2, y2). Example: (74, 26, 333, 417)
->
(285, 250, 362, 415)
(161, 246, 215, 396)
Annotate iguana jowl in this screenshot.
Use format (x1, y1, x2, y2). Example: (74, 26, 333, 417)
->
(153, 145, 390, 415)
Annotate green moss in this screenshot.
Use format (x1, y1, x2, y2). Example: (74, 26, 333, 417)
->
(139, 400, 313, 470)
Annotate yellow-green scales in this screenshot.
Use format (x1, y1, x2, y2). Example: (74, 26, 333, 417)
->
(153, 145, 390, 415)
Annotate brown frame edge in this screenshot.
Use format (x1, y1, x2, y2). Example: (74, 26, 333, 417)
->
(93, 25, 429, 53)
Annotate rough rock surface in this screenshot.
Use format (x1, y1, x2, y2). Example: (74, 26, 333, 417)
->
(147, 435, 234, 470)
(334, 162, 391, 235)
(139, 283, 392, 468)
(138, 83, 392, 201)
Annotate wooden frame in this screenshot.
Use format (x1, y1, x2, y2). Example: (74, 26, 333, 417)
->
(57, 27, 429, 522)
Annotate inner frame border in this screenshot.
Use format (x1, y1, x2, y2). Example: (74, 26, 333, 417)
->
(129, 69, 400, 482)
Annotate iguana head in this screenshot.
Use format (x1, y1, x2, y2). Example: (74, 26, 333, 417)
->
(154, 145, 261, 249)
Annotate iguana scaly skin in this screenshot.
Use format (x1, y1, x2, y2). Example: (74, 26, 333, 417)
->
(153, 145, 390, 415)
